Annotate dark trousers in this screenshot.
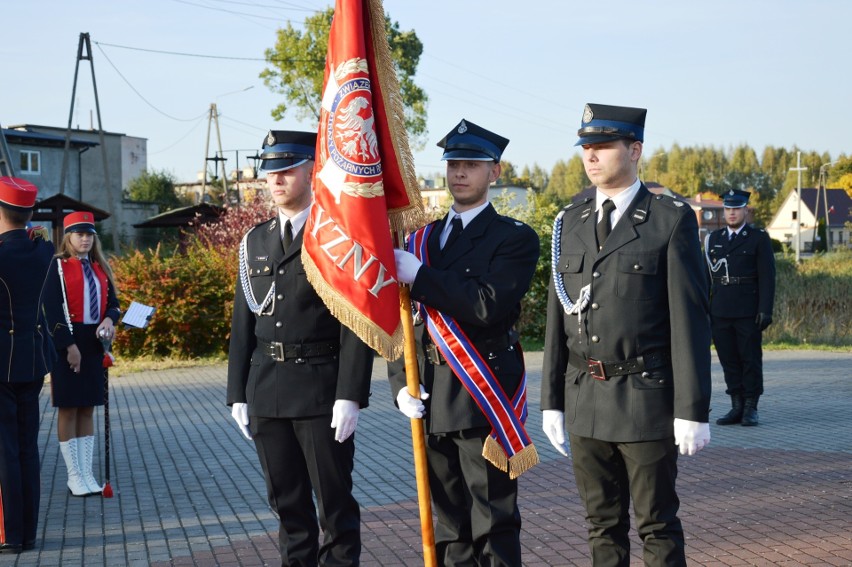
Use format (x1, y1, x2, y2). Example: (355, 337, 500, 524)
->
(569, 433, 685, 567)
(251, 415, 360, 567)
(0, 378, 44, 546)
(712, 316, 764, 398)
(426, 427, 521, 567)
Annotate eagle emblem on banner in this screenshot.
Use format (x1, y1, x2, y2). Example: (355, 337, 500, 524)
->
(318, 58, 385, 204)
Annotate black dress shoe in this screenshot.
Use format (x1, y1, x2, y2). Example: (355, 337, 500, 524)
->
(0, 543, 22, 554)
(23, 540, 36, 551)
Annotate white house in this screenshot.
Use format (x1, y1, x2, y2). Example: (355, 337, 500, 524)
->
(766, 187, 852, 251)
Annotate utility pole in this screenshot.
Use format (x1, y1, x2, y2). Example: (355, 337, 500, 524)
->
(818, 162, 837, 252)
(0, 122, 15, 177)
(201, 103, 228, 203)
(61, 32, 118, 252)
(789, 152, 807, 263)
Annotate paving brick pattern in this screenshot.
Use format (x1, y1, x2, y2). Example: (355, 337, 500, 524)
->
(1, 350, 849, 566)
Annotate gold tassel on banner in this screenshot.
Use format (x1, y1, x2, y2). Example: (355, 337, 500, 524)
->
(365, 0, 425, 234)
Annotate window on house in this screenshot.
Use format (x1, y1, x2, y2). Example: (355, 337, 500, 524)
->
(792, 211, 797, 220)
(19, 150, 40, 174)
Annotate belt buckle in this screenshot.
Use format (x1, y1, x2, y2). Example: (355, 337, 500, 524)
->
(269, 341, 285, 362)
(425, 343, 445, 366)
(588, 358, 607, 380)
(720, 276, 730, 285)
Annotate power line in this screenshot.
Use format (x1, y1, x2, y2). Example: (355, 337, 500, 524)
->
(148, 116, 208, 155)
(95, 44, 210, 122)
(94, 41, 323, 64)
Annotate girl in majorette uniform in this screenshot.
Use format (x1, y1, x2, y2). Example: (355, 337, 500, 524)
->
(43, 212, 120, 496)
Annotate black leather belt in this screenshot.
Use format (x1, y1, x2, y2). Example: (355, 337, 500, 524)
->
(258, 340, 339, 363)
(713, 276, 757, 285)
(424, 332, 517, 366)
(568, 350, 669, 381)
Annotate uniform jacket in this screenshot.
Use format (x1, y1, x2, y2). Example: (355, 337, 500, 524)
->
(0, 229, 55, 382)
(388, 204, 540, 434)
(705, 226, 775, 319)
(226, 215, 374, 419)
(541, 186, 712, 442)
(43, 256, 121, 351)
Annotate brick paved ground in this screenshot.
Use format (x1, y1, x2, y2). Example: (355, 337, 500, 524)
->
(1, 350, 849, 566)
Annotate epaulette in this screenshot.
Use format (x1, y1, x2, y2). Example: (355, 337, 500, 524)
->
(497, 215, 528, 229)
(652, 194, 688, 208)
(563, 197, 591, 213)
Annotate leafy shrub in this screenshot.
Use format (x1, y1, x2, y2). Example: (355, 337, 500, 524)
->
(112, 197, 274, 359)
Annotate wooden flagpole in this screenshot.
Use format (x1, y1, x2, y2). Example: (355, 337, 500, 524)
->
(395, 232, 437, 567)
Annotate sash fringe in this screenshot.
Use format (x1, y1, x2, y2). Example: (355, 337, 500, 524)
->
(482, 437, 540, 479)
(302, 251, 404, 360)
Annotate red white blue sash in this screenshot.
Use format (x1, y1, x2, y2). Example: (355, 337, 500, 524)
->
(408, 223, 538, 478)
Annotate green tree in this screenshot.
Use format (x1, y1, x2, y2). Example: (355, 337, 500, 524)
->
(125, 169, 183, 212)
(498, 160, 520, 185)
(260, 8, 429, 148)
(545, 156, 588, 204)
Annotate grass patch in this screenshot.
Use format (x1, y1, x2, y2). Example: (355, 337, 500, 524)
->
(110, 354, 228, 377)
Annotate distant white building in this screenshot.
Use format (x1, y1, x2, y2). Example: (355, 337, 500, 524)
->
(420, 182, 534, 215)
(766, 187, 852, 251)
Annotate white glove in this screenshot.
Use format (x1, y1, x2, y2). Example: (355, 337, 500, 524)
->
(330, 400, 360, 443)
(394, 249, 423, 285)
(396, 385, 430, 419)
(230, 403, 252, 440)
(673, 418, 710, 456)
(542, 410, 568, 456)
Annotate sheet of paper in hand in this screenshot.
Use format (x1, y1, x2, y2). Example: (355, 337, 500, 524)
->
(122, 301, 156, 329)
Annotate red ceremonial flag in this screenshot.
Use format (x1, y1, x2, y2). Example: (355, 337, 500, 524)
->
(302, 0, 424, 360)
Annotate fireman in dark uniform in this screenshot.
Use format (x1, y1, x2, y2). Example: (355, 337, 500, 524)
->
(541, 104, 712, 567)
(390, 119, 540, 566)
(705, 189, 776, 426)
(0, 177, 54, 554)
(226, 131, 374, 567)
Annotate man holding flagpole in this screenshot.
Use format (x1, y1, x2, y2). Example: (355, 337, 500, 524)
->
(226, 130, 374, 567)
(390, 119, 540, 566)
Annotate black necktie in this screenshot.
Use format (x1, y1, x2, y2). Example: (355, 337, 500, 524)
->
(282, 220, 293, 252)
(81, 259, 100, 321)
(596, 199, 617, 250)
(443, 215, 463, 250)
(729, 230, 738, 242)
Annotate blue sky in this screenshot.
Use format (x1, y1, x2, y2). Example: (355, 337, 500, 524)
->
(2, 0, 848, 184)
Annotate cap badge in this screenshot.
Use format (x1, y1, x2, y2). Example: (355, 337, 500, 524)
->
(266, 131, 276, 146)
(582, 104, 594, 124)
(457, 120, 468, 134)
(728, 189, 735, 196)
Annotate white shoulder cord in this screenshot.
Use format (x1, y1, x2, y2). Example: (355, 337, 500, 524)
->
(239, 228, 276, 316)
(56, 258, 74, 335)
(704, 232, 729, 279)
(551, 209, 592, 326)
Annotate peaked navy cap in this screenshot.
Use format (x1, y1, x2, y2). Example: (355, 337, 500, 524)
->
(575, 103, 647, 146)
(437, 119, 509, 162)
(721, 189, 751, 208)
(259, 130, 317, 172)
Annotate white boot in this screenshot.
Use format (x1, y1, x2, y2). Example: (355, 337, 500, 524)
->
(60, 439, 92, 497)
(78, 435, 102, 495)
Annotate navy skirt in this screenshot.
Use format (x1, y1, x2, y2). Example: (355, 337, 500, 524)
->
(51, 323, 106, 408)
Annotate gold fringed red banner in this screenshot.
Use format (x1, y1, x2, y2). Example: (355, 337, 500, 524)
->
(302, 0, 424, 360)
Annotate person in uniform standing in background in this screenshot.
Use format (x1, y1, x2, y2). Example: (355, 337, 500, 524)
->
(0, 177, 54, 554)
(43, 211, 120, 497)
(705, 189, 775, 427)
(391, 119, 540, 566)
(541, 104, 712, 566)
(227, 130, 374, 567)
